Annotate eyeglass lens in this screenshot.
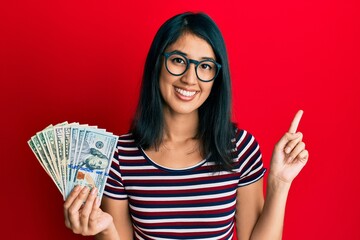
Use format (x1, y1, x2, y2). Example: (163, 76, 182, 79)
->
(166, 53, 218, 81)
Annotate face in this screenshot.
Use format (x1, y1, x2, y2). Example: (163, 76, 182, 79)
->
(86, 155, 108, 169)
(159, 33, 216, 115)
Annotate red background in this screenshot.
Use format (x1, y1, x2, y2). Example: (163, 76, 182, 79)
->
(1, 0, 359, 239)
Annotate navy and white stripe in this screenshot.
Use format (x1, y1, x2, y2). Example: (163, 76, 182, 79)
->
(104, 129, 266, 239)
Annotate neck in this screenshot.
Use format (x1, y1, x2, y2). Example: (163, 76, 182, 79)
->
(162, 107, 199, 143)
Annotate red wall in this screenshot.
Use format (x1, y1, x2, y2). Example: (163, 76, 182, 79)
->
(1, 0, 359, 239)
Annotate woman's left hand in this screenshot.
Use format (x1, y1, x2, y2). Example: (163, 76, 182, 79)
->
(270, 110, 309, 184)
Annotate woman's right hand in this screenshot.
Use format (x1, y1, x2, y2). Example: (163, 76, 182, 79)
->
(64, 185, 113, 236)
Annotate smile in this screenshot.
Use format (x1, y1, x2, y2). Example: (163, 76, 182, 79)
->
(175, 87, 197, 97)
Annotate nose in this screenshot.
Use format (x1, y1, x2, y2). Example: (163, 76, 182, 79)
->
(180, 63, 198, 85)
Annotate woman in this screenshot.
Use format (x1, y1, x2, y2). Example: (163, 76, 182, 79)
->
(64, 12, 308, 240)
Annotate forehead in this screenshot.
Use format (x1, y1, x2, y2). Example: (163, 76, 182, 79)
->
(165, 33, 215, 59)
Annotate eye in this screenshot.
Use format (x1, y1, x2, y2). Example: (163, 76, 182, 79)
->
(200, 62, 214, 71)
(168, 53, 187, 65)
(171, 57, 186, 65)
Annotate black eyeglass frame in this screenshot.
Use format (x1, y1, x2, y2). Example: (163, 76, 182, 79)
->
(163, 52, 222, 82)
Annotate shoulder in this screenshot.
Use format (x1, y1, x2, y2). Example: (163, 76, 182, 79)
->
(115, 132, 149, 160)
(117, 133, 136, 146)
(232, 127, 266, 185)
(232, 127, 259, 146)
(231, 126, 262, 158)
(113, 133, 139, 157)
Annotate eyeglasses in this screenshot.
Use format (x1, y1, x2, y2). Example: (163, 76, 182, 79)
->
(163, 52, 221, 82)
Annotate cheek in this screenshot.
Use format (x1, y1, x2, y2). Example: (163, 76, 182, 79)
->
(201, 82, 214, 97)
(159, 68, 175, 94)
(159, 64, 174, 83)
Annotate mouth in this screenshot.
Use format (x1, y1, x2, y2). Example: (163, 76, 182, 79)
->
(174, 87, 198, 98)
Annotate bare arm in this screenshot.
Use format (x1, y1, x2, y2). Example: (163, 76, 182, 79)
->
(235, 179, 264, 240)
(236, 176, 292, 240)
(236, 110, 309, 240)
(248, 176, 290, 240)
(95, 196, 133, 240)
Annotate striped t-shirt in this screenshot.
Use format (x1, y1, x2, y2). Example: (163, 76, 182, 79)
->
(104, 129, 266, 240)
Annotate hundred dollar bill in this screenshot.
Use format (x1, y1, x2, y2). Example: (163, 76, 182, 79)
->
(69, 126, 86, 193)
(36, 131, 60, 182)
(67, 124, 104, 195)
(64, 124, 78, 164)
(42, 127, 64, 194)
(68, 125, 99, 195)
(43, 128, 63, 182)
(67, 124, 89, 197)
(28, 138, 63, 194)
(68, 129, 118, 200)
(62, 122, 78, 197)
(54, 126, 67, 198)
(28, 139, 49, 176)
(66, 126, 78, 197)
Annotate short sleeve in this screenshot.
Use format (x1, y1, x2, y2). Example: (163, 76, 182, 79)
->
(103, 143, 128, 200)
(233, 129, 266, 187)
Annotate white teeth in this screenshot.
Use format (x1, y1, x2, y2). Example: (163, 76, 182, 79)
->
(175, 88, 197, 97)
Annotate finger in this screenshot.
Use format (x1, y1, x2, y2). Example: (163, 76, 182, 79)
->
(289, 110, 303, 134)
(297, 149, 309, 163)
(287, 141, 306, 162)
(68, 187, 91, 232)
(88, 196, 102, 230)
(91, 196, 101, 213)
(64, 185, 83, 228)
(284, 132, 303, 154)
(79, 187, 98, 229)
(64, 185, 83, 209)
(276, 132, 302, 150)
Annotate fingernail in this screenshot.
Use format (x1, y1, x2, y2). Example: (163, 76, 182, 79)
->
(96, 197, 101, 207)
(82, 187, 89, 193)
(91, 187, 97, 195)
(74, 185, 81, 191)
(288, 156, 293, 161)
(285, 147, 291, 154)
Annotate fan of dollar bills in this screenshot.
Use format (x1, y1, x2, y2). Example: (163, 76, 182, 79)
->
(28, 122, 119, 200)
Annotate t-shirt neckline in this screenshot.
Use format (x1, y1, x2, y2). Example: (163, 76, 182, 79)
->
(139, 146, 208, 172)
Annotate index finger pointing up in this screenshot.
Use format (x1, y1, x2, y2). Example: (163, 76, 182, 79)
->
(289, 110, 303, 133)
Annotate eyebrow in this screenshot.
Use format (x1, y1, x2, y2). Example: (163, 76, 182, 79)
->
(169, 50, 216, 61)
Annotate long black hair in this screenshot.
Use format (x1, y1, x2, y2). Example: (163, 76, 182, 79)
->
(130, 12, 235, 171)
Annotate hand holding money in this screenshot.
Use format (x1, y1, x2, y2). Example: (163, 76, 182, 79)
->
(28, 122, 119, 201)
(63, 184, 115, 236)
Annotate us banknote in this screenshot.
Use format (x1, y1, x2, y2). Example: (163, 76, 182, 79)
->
(28, 122, 119, 201)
